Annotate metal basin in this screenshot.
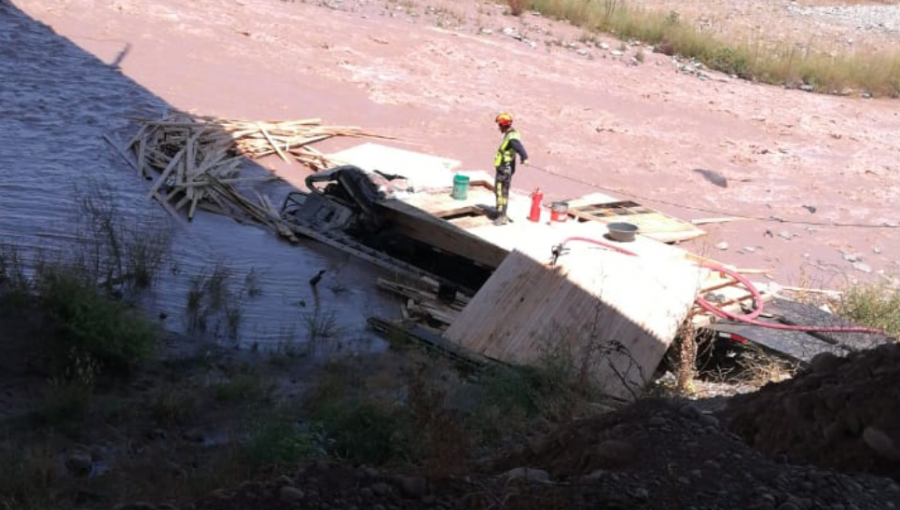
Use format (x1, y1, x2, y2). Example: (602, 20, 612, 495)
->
(607, 222, 639, 242)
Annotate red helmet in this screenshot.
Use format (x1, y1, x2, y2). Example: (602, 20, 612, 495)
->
(495, 112, 513, 127)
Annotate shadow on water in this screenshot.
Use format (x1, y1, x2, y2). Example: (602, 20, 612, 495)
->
(0, 2, 397, 356)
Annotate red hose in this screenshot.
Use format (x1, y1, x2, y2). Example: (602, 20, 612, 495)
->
(554, 237, 885, 335)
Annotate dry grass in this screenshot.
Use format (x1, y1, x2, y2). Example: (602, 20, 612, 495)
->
(519, 0, 900, 96)
(832, 281, 900, 338)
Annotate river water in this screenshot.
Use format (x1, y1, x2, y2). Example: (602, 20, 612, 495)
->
(0, 4, 397, 355)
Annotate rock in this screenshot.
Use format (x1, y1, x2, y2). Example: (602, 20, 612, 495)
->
(715, 241, 729, 250)
(394, 475, 427, 498)
(810, 352, 842, 374)
(501, 467, 551, 483)
(800, 84, 814, 92)
(207, 489, 232, 500)
(371, 482, 393, 496)
(862, 427, 900, 461)
(182, 429, 205, 443)
(852, 262, 872, 273)
(649, 416, 667, 427)
(842, 252, 860, 262)
(744, 246, 756, 253)
(599, 42, 610, 50)
(479, 28, 492, 34)
(65, 451, 93, 477)
(634, 487, 650, 500)
(699, 414, 720, 428)
(580, 469, 606, 482)
(611, 50, 623, 56)
(679, 403, 703, 418)
(778, 502, 801, 510)
(279, 486, 306, 503)
(873, 247, 882, 254)
(594, 439, 636, 467)
(778, 231, 793, 240)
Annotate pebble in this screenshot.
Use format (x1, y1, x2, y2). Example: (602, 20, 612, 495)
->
(501, 467, 551, 483)
(852, 262, 872, 273)
(842, 252, 860, 262)
(279, 486, 306, 503)
(715, 241, 729, 250)
(371, 482, 392, 496)
(65, 451, 93, 477)
(778, 230, 793, 240)
(634, 488, 650, 500)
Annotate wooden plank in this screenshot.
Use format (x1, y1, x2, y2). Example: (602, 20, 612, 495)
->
(368, 317, 488, 368)
(146, 146, 186, 199)
(329, 142, 460, 190)
(691, 217, 752, 225)
(443, 248, 702, 400)
(258, 123, 291, 164)
(561, 192, 706, 244)
(376, 198, 509, 269)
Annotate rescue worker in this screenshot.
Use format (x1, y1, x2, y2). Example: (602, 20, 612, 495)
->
(492, 112, 528, 226)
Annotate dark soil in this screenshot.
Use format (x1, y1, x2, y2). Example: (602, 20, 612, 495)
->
(723, 343, 900, 481)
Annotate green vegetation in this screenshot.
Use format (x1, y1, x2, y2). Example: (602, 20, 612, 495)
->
(241, 411, 323, 468)
(35, 266, 157, 372)
(835, 281, 900, 338)
(506, 0, 900, 97)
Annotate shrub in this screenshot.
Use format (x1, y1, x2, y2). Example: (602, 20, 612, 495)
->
(151, 385, 198, 426)
(242, 413, 322, 468)
(37, 349, 98, 427)
(313, 398, 410, 466)
(708, 46, 750, 77)
(35, 266, 158, 373)
(506, 0, 527, 16)
(834, 282, 900, 338)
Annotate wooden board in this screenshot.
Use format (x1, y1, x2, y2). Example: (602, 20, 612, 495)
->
(443, 248, 703, 400)
(329, 142, 460, 190)
(563, 193, 707, 244)
(376, 198, 509, 269)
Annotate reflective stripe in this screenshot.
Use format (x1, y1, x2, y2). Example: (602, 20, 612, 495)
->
(493, 129, 521, 167)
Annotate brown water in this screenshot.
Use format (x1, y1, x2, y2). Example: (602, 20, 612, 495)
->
(0, 4, 397, 354)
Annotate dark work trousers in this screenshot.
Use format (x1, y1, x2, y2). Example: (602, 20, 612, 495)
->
(494, 164, 513, 217)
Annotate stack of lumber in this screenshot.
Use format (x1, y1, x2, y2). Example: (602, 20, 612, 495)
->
(377, 277, 469, 330)
(206, 115, 389, 170)
(121, 111, 382, 236)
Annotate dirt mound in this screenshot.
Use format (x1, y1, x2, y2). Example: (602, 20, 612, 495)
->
(110, 399, 900, 510)
(492, 398, 899, 509)
(722, 343, 900, 480)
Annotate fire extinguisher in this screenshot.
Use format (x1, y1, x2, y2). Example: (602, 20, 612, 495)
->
(528, 188, 543, 222)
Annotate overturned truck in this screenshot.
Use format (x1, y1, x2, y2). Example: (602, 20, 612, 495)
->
(281, 165, 497, 293)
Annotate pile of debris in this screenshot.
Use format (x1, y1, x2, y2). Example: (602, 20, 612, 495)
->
(112, 111, 384, 235)
(722, 343, 900, 480)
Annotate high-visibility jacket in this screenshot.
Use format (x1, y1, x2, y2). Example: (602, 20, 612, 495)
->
(494, 129, 522, 168)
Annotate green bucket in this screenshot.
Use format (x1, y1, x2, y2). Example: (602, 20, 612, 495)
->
(451, 174, 470, 200)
